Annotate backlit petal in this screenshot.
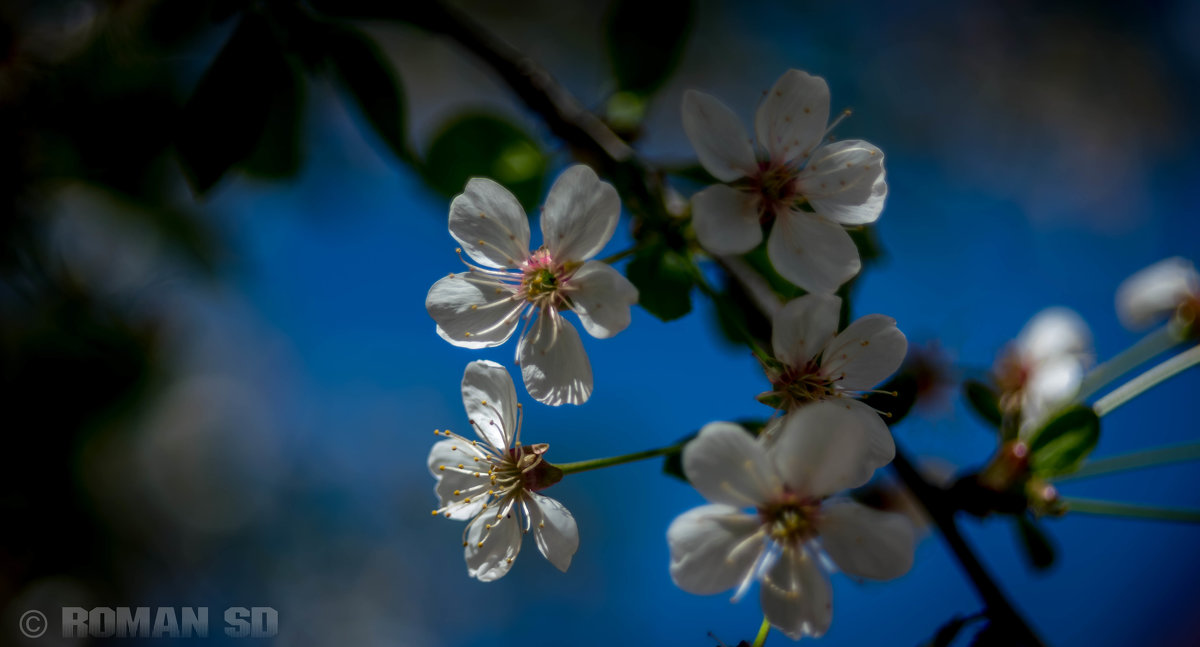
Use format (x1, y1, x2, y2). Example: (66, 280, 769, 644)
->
(797, 140, 887, 226)
(567, 261, 638, 339)
(426, 273, 524, 349)
(692, 184, 763, 255)
(772, 294, 841, 368)
(821, 314, 907, 391)
(542, 165, 620, 262)
(449, 177, 531, 269)
(518, 311, 593, 405)
(528, 492, 580, 573)
(682, 90, 757, 182)
(759, 545, 832, 639)
(461, 360, 519, 450)
(683, 422, 779, 507)
(767, 210, 860, 294)
(818, 499, 915, 580)
(667, 504, 763, 595)
(755, 70, 829, 164)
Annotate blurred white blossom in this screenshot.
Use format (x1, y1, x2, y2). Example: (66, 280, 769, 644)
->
(1115, 257, 1199, 331)
(993, 307, 1093, 434)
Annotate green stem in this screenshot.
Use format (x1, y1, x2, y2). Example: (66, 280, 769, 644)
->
(1052, 441, 1200, 483)
(599, 246, 638, 265)
(1092, 344, 1200, 417)
(1077, 326, 1181, 401)
(751, 616, 771, 647)
(557, 441, 687, 475)
(1063, 497, 1200, 523)
(688, 260, 774, 363)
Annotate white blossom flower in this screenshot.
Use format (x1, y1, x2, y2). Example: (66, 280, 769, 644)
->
(667, 403, 915, 640)
(428, 360, 579, 581)
(758, 294, 905, 464)
(681, 69, 887, 294)
(1115, 257, 1200, 331)
(993, 307, 1092, 433)
(425, 165, 639, 406)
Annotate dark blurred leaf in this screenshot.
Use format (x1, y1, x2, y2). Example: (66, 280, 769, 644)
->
(964, 379, 1003, 429)
(423, 113, 547, 212)
(1028, 406, 1100, 477)
(862, 371, 919, 427)
(324, 23, 411, 163)
(626, 244, 694, 321)
(848, 225, 884, 266)
(176, 12, 295, 195)
(921, 615, 970, 647)
(665, 163, 717, 185)
(1014, 515, 1056, 571)
(239, 59, 306, 179)
(605, 0, 694, 95)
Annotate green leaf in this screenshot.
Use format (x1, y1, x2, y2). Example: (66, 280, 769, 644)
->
(176, 12, 296, 195)
(1027, 406, 1101, 477)
(604, 0, 694, 95)
(324, 23, 410, 163)
(964, 379, 1003, 429)
(423, 112, 548, 212)
(1013, 515, 1056, 570)
(625, 244, 694, 321)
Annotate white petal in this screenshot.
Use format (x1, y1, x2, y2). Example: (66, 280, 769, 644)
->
(797, 140, 887, 225)
(772, 294, 841, 368)
(518, 311, 593, 405)
(1020, 355, 1084, 436)
(566, 261, 639, 339)
(464, 510, 523, 582)
(461, 360, 519, 450)
(681, 90, 757, 182)
(755, 69, 830, 164)
(428, 439, 489, 520)
(527, 492, 580, 572)
(692, 184, 763, 255)
(767, 210, 860, 294)
(773, 401, 891, 499)
(818, 499, 915, 580)
(667, 504, 763, 595)
(820, 314, 907, 391)
(426, 273, 524, 349)
(448, 177, 531, 269)
(843, 399, 897, 472)
(759, 545, 832, 640)
(683, 422, 780, 507)
(541, 165, 620, 262)
(1017, 307, 1092, 366)
(1116, 257, 1200, 329)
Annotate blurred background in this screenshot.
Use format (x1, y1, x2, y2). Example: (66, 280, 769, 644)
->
(2, 0, 1199, 645)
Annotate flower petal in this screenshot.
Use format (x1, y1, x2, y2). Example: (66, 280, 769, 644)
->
(428, 439, 490, 520)
(683, 422, 779, 507)
(461, 360, 519, 450)
(541, 165, 620, 262)
(464, 509, 523, 582)
(566, 261, 639, 339)
(1020, 355, 1085, 436)
(773, 401, 891, 498)
(426, 273, 524, 349)
(449, 177, 531, 269)
(755, 69, 830, 164)
(772, 294, 841, 368)
(527, 492, 580, 573)
(767, 210, 860, 294)
(820, 314, 907, 391)
(759, 545, 832, 640)
(1116, 257, 1200, 329)
(681, 90, 757, 183)
(818, 499, 915, 581)
(692, 184, 763, 255)
(667, 504, 763, 595)
(1017, 307, 1092, 366)
(518, 311, 593, 405)
(797, 140, 887, 226)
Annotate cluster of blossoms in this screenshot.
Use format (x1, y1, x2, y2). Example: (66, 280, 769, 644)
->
(992, 307, 1093, 434)
(422, 70, 916, 641)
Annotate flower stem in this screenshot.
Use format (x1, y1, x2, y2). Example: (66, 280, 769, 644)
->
(1063, 497, 1200, 523)
(557, 441, 688, 475)
(1052, 441, 1200, 483)
(1077, 326, 1182, 401)
(751, 616, 771, 647)
(1092, 344, 1200, 417)
(599, 246, 639, 265)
